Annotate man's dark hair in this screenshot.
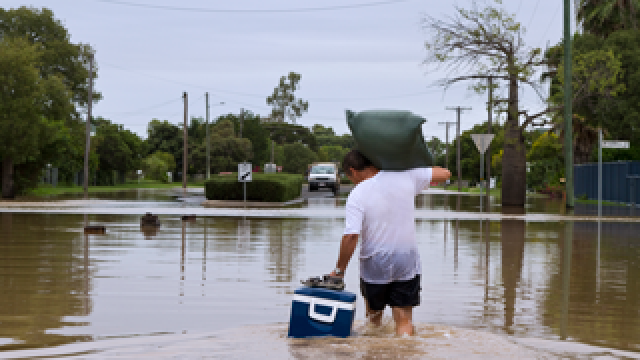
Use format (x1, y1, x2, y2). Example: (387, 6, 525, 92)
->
(342, 149, 374, 175)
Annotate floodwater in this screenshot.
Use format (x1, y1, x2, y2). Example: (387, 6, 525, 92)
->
(1, 190, 640, 358)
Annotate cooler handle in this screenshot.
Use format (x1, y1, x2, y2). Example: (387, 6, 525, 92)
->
(308, 298, 338, 323)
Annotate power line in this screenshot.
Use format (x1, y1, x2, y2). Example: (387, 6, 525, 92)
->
(100, 62, 265, 98)
(101, 62, 450, 104)
(538, 2, 562, 47)
(101, 97, 184, 115)
(445, 106, 471, 192)
(527, 0, 541, 30)
(93, 0, 410, 13)
(312, 89, 443, 102)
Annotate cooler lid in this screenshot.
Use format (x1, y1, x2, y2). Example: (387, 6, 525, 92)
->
(294, 287, 356, 303)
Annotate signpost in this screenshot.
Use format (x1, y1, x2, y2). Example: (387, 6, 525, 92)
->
(471, 134, 495, 212)
(238, 162, 252, 205)
(599, 135, 631, 218)
(601, 140, 630, 149)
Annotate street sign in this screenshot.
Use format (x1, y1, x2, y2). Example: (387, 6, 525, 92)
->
(471, 134, 495, 154)
(470, 134, 495, 213)
(238, 162, 252, 182)
(601, 140, 630, 149)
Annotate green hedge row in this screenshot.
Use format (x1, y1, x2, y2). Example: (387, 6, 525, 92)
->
(205, 173, 304, 202)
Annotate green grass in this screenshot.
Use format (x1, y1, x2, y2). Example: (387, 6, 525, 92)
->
(432, 185, 502, 196)
(575, 198, 627, 207)
(26, 180, 204, 197)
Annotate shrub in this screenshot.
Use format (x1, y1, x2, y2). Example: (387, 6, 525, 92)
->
(205, 173, 303, 202)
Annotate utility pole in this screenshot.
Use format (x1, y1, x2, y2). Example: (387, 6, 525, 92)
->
(486, 76, 495, 211)
(205, 92, 210, 180)
(84, 52, 94, 200)
(446, 106, 472, 192)
(239, 108, 244, 138)
(564, 0, 574, 208)
(183, 92, 188, 193)
(438, 121, 456, 171)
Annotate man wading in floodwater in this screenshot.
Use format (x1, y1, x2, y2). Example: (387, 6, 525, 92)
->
(329, 149, 451, 336)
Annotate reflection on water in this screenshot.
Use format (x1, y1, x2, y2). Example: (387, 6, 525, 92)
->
(0, 213, 91, 350)
(415, 192, 568, 215)
(501, 219, 525, 334)
(2, 212, 640, 357)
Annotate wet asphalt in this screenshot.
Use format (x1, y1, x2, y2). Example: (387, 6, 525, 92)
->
(301, 184, 353, 199)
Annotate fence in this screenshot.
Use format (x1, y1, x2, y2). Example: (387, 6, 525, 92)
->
(574, 161, 640, 205)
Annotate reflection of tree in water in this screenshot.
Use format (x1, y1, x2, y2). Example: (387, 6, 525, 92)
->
(204, 217, 303, 283)
(543, 221, 640, 351)
(266, 219, 303, 284)
(456, 219, 529, 334)
(500, 219, 525, 334)
(0, 213, 91, 350)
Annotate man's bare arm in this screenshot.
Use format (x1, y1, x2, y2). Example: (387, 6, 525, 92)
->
(330, 234, 358, 277)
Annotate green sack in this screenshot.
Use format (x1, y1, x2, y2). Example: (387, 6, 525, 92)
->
(346, 110, 433, 171)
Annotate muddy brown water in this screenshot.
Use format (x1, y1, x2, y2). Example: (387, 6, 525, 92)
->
(1, 192, 640, 358)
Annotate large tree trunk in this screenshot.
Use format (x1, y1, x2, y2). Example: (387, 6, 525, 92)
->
(2, 157, 15, 199)
(501, 72, 527, 207)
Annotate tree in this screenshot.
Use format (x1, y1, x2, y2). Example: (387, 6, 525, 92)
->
(0, 37, 71, 198)
(545, 32, 627, 164)
(145, 119, 182, 176)
(219, 111, 271, 165)
(318, 145, 349, 164)
(206, 119, 252, 173)
(578, 0, 640, 37)
(263, 123, 318, 152)
(188, 116, 207, 145)
(93, 117, 144, 184)
(527, 132, 564, 190)
(0, 7, 98, 197)
(0, 7, 100, 118)
(283, 143, 317, 174)
(425, 137, 446, 167)
(449, 122, 505, 184)
(266, 72, 309, 124)
(423, 1, 622, 206)
(312, 124, 336, 136)
(142, 151, 175, 182)
(312, 124, 355, 149)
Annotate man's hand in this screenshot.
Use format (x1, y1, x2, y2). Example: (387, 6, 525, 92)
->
(431, 167, 452, 183)
(332, 234, 359, 279)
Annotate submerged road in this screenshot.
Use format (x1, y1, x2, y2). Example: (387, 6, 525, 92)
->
(0, 203, 639, 223)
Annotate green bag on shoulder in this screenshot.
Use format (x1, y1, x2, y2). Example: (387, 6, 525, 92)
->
(346, 110, 433, 171)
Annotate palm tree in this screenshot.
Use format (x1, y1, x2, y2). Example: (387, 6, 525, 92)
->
(577, 0, 640, 37)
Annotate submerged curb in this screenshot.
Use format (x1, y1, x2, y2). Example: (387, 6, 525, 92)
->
(201, 198, 305, 208)
(1, 206, 640, 223)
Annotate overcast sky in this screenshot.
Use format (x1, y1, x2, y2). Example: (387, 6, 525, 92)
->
(5, 0, 570, 140)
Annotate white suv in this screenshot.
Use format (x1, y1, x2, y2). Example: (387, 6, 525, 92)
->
(308, 163, 340, 195)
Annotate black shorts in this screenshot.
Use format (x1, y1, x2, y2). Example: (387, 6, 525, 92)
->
(360, 275, 421, 311)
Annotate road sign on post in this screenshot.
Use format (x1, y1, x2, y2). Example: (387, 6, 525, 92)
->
(238, 162, 252, 182)
(471, 134, 494, 154)
(599, 138, 631, 218)
(601, 140, 630, 149)
(471, 134, 495, 213)
(238, 162, 252, 205)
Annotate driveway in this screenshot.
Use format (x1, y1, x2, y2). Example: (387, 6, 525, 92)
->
(301, 184, 353, 199)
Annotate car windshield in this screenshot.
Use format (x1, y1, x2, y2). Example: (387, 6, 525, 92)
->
(310, 166, 334, 175)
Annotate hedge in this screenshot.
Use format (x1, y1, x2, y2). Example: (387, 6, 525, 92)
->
(205, 173, 304, 202)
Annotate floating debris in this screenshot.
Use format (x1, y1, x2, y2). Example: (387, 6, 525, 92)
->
(181, 214, 196, 221)
(140, 212, 160, 227)
(84, 225, 106, 235)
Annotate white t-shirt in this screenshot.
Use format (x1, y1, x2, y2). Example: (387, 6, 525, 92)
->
(344, 168, 432, 284)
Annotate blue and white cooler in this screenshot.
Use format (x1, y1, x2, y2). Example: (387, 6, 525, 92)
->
(288, 287, 356, 338)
